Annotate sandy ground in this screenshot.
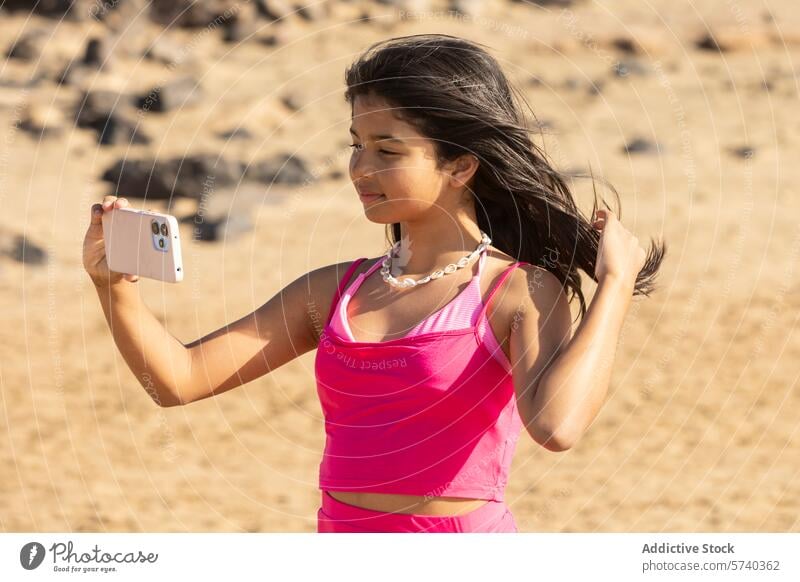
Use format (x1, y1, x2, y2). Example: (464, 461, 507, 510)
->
(0, 0, 798, 532)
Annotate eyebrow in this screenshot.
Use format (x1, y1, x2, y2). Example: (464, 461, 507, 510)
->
(349, 127, 406, 143)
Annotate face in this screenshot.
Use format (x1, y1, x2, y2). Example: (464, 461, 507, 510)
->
(348, 93, 476, 224)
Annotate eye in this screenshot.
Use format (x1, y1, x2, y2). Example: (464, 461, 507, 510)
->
(348, 143, 397, 155)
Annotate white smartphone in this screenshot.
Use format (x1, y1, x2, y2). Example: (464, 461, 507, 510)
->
(101, 206, 184, 283)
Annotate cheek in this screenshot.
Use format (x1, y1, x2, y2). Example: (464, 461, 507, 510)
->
(384, 163, 442, 200)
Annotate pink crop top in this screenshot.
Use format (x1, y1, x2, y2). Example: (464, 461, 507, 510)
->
(315, 250, 531, 502)
(328, 248, 512, 373)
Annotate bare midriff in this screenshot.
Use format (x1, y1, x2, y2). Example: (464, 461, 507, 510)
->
(327, 490, 490, 516)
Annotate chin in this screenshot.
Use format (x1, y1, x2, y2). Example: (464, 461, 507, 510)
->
(363, 205, 395, 224)
(361, 195, 392, 221)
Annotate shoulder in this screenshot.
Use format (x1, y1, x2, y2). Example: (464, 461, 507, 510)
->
(484, 249, 564, 302)
(505, 263, 572, 351)
(484, 249, 571, 328)
(308, 256, 382, 291)
(510, 263, 567, 304)
(303, 257, 383, 331)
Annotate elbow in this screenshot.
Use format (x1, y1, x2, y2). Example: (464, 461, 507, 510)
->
(540, 432, 574, 452)
(143, 380, 184, 408)
(156, 387, 187, 408)
(527, 420, 576, 452)
(156, 396, 183, 408)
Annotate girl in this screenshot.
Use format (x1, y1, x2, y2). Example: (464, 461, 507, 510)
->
(83, 34, 665, 533)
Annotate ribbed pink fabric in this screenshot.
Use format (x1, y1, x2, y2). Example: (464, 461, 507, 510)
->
(328, 248, 512, 373)
(315, 252, 531, 502)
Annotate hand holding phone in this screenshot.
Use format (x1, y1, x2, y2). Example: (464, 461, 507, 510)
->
(83, 196, 184, 286)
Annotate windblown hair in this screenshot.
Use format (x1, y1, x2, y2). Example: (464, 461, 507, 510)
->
(344, 33, 666, 321)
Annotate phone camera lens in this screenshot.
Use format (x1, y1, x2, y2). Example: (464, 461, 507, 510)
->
(161, 223, 168, 236)
(151, 221, 160, 235)
(158, 238, 165, 248)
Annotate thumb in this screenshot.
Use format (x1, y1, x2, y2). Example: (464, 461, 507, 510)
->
(90, 203, 103, 227)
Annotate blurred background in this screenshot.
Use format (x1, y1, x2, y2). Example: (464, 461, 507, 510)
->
(0, 0, 797, 532)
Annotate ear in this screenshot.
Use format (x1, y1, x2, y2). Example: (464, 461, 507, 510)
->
(444, 153, 479, 190)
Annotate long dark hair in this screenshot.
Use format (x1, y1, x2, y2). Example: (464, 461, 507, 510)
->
(344, 34, 666, 321)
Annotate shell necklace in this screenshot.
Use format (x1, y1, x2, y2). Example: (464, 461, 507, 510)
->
(380, 231, 492, 289)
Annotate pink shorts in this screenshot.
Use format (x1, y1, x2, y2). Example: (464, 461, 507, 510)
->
(317, 491, 518, 533)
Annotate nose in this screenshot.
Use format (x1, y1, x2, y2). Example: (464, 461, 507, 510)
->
(349, 147, 378, 184)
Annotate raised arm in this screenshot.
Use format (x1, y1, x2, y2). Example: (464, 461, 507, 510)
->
(510, 209, 645, 451)
(85, 195, 346, 408)
(176, 269, 320, 406)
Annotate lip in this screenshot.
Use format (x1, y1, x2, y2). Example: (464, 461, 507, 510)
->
(358, 191, 385, 203)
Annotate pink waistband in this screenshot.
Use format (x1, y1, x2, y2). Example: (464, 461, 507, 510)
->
(317, 491, 517, 533)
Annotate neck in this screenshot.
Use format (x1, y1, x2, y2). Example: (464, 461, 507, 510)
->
(393, 207, 485, 276)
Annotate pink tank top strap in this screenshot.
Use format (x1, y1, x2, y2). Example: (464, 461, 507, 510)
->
(476, 260, 532, 323)
(325, 257, 369, 327)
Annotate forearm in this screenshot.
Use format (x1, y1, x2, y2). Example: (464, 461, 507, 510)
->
(530, 275, 635, 447)
(94, 280, 191, 407)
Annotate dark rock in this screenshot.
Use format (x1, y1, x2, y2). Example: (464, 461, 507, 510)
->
(611, 37, 639, 55)
(83, 37, 113, 69)
(101, 155, 246, 200)
(255, 0, 294, 21)
(222, 1, 259, 43)
(217, 127, 253, 140)
(2, 0, 91, 21)
(695, 33, 724, 52)
(149, 0, 240, 28)
(622, 138, 663, 155)
(223, 16, 258, 43)
(246, 154, 315, 186)
(56, 37, 115, 85)
(611, 59, 650, 77)
(137, 76, 203, 114)
(75, 91, 150, 146)
(2, 234, 48, 265)
(730, 146, 755, 159)
(280, 93, 305, 112)
(6, 29, 48, 61)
